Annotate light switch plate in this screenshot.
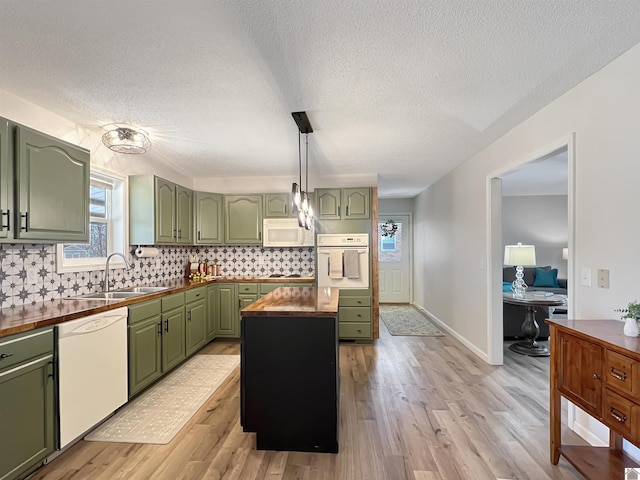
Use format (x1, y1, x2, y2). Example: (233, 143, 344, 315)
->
(597, 269, 610, 288)
(581, 267, 592, 287)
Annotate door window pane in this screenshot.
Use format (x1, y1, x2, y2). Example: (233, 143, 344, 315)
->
(379, 222, 402, 262)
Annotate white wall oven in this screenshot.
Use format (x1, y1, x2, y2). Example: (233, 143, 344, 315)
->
(316, 233, 369, 289)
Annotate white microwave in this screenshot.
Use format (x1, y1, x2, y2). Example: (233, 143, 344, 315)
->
(263, 218, 314, 247)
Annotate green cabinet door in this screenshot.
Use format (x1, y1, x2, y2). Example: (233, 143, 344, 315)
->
(316, 189, 341, 220)
(176, 185, 193, 244)
(0, 118, 10, 239)
(213, 283, 239, 337)
(195, 191, 223, 244)
(15, 125, 90, 242)
(155, 177, 177, 243)
(161, 307, 186, 372)
(343, 188, 370, 219)
(186, 299, 207, 356)
(206, 285, 217, 340)
(264, 193, 292, 218)
(0, 355, 54, 480)
(128, 315, 162, 397)
(224, 195, 263, 244)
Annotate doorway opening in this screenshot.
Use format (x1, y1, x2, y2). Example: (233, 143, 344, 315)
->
(378, 213, 412, 304)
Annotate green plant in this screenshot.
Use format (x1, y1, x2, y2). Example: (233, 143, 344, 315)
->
(615, 300, 640, 320)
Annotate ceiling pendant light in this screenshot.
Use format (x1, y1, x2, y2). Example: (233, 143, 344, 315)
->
(102, 126, 151, 154)
(291, 112, 314, 230)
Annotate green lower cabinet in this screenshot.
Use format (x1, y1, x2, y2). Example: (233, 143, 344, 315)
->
(206, 286, 217, 341)
(338, 289, 373, 341)
(0, 328, 55, 480)
(186, 298, 207, 356)
(128, 315, 162, 397)
(162, 307, 186, 371)
(211, 283, 239, 338)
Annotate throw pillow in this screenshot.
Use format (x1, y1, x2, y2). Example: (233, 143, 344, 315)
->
(533, 268, 560, 288)
(502, 282, 512, 292)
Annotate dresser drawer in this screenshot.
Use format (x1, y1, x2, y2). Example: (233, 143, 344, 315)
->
(339, 323, 372, 339)
(339, 296, 371, 307)
(0, 328, 53, 371)
(339, 306, 371, 323)
(605, 349, 640, 396)
(603, 389, 639, 441)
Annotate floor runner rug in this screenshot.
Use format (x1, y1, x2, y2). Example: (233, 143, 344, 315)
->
(84, 354, 240, 445)
(380, 304, 445, 336)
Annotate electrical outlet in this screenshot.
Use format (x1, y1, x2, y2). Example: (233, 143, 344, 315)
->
(27, 267, 38, 285)
(597, 268, 610, 288)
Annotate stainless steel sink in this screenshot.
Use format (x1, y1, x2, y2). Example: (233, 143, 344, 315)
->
(69, 291, 145, 300)
(117, 286, 169, 293)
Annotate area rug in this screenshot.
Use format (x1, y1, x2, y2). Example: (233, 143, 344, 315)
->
(84, 354, 240, 445)
(380, 304, 445, 336)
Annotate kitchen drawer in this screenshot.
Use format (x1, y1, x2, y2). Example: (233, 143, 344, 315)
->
(185, 287, 206, 304)
(339, 322, 371, 339)
(339, 296, 371, 307)
(339, 306, 371, 323)
(128, 299, 161, 324)
(603, 388, 639, 441)
(339, 288, 370, 297)
(0, 327, 53, 371)
(162, 292, 184, 312)
(259, 283, 287, 295)
(238, 283, 258, 294)
(605, 349, 640, 396)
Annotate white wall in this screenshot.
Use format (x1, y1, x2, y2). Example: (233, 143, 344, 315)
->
(502, 195, 568, 279)
(414, 41, 640, 446)
(379, 198, 414, 215)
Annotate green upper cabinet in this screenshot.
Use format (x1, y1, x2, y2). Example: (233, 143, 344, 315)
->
(264, 193, 293, 218)
(0, 118, 9, 240)
(130, 176, 194, 245)
(12, 124, 90, 242)
(224, 194, 263, 245)
(195, 191, 223, 244)
(176, 185, 193, 244)
(315, 188, 370, 220)
(315, 189, 341, 220)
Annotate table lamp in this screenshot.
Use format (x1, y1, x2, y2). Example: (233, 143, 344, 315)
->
(504, 243, 537, 298)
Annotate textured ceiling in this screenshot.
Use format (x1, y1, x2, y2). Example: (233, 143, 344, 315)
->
(1, 1, 640, 197)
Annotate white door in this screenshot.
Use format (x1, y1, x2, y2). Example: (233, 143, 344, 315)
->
(378, 214, 411, 303)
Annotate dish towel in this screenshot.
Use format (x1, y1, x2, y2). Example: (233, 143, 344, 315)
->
(344, 250, 360, 279)
(329, 250, 343, 279)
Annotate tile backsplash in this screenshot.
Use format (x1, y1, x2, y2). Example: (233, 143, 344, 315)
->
(0, 244, 315, 309)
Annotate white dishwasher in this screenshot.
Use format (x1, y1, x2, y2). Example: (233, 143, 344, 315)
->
(56, 307, 128, 449)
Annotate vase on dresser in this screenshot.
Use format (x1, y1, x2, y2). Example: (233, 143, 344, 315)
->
(623, 317, 639, 336)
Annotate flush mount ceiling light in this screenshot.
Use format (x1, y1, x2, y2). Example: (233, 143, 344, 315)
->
(102, 126, 151, 154)
(291, 112, 314, 230)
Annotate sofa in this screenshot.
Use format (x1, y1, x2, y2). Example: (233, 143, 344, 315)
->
(503, 266, 567, 339)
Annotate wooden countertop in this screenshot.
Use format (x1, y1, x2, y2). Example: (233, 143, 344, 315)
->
(241, 287, 339, 317)
(0, 276, 314, 338)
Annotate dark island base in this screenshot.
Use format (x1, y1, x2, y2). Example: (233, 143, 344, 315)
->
(256, 435, 339, 454)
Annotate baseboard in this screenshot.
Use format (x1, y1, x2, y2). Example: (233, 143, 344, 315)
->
(412, 302, 490, 363)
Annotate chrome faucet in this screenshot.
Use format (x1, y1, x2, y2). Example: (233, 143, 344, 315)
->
(104, 253, 133, 292)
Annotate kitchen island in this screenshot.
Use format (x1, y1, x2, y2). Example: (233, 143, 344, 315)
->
(240, 286, 340, 453)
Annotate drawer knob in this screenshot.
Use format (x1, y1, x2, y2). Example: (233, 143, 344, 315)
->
(610, 368, 628, 381)
(592, 373, 600, 380)
(610, 408, 627, 423)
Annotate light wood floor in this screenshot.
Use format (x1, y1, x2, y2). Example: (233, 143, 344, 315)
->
(31, 324, 586, 480)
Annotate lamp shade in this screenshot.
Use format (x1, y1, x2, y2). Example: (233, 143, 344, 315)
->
(504, 243, 536, 266)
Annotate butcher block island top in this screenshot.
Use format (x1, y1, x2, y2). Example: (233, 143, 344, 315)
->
(241, 286, 339, 317)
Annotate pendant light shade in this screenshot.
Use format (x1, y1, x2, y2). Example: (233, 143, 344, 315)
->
(290, 112, 314, 230)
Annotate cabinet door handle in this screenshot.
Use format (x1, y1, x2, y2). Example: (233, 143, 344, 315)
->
(165, 319, 169, 333)
(20, 212, 28, 231)
(338, 206, 340, 217)
(610, 368, 628, 381)
(178, 229, 182, 239)
(1, 209, 9, 231)
(592, 373, 600, 380)
(346, 205, 349, 216)
(0, 353, 14, 360)
(188, 311, 191, 321)
(157, 322, 162, 335)
(48, 360, 55, 379)
(610, 407, 627, 423)
(198, 231, 201, 241)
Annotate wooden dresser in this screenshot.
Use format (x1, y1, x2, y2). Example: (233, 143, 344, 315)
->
(548, 319, 640, 479)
